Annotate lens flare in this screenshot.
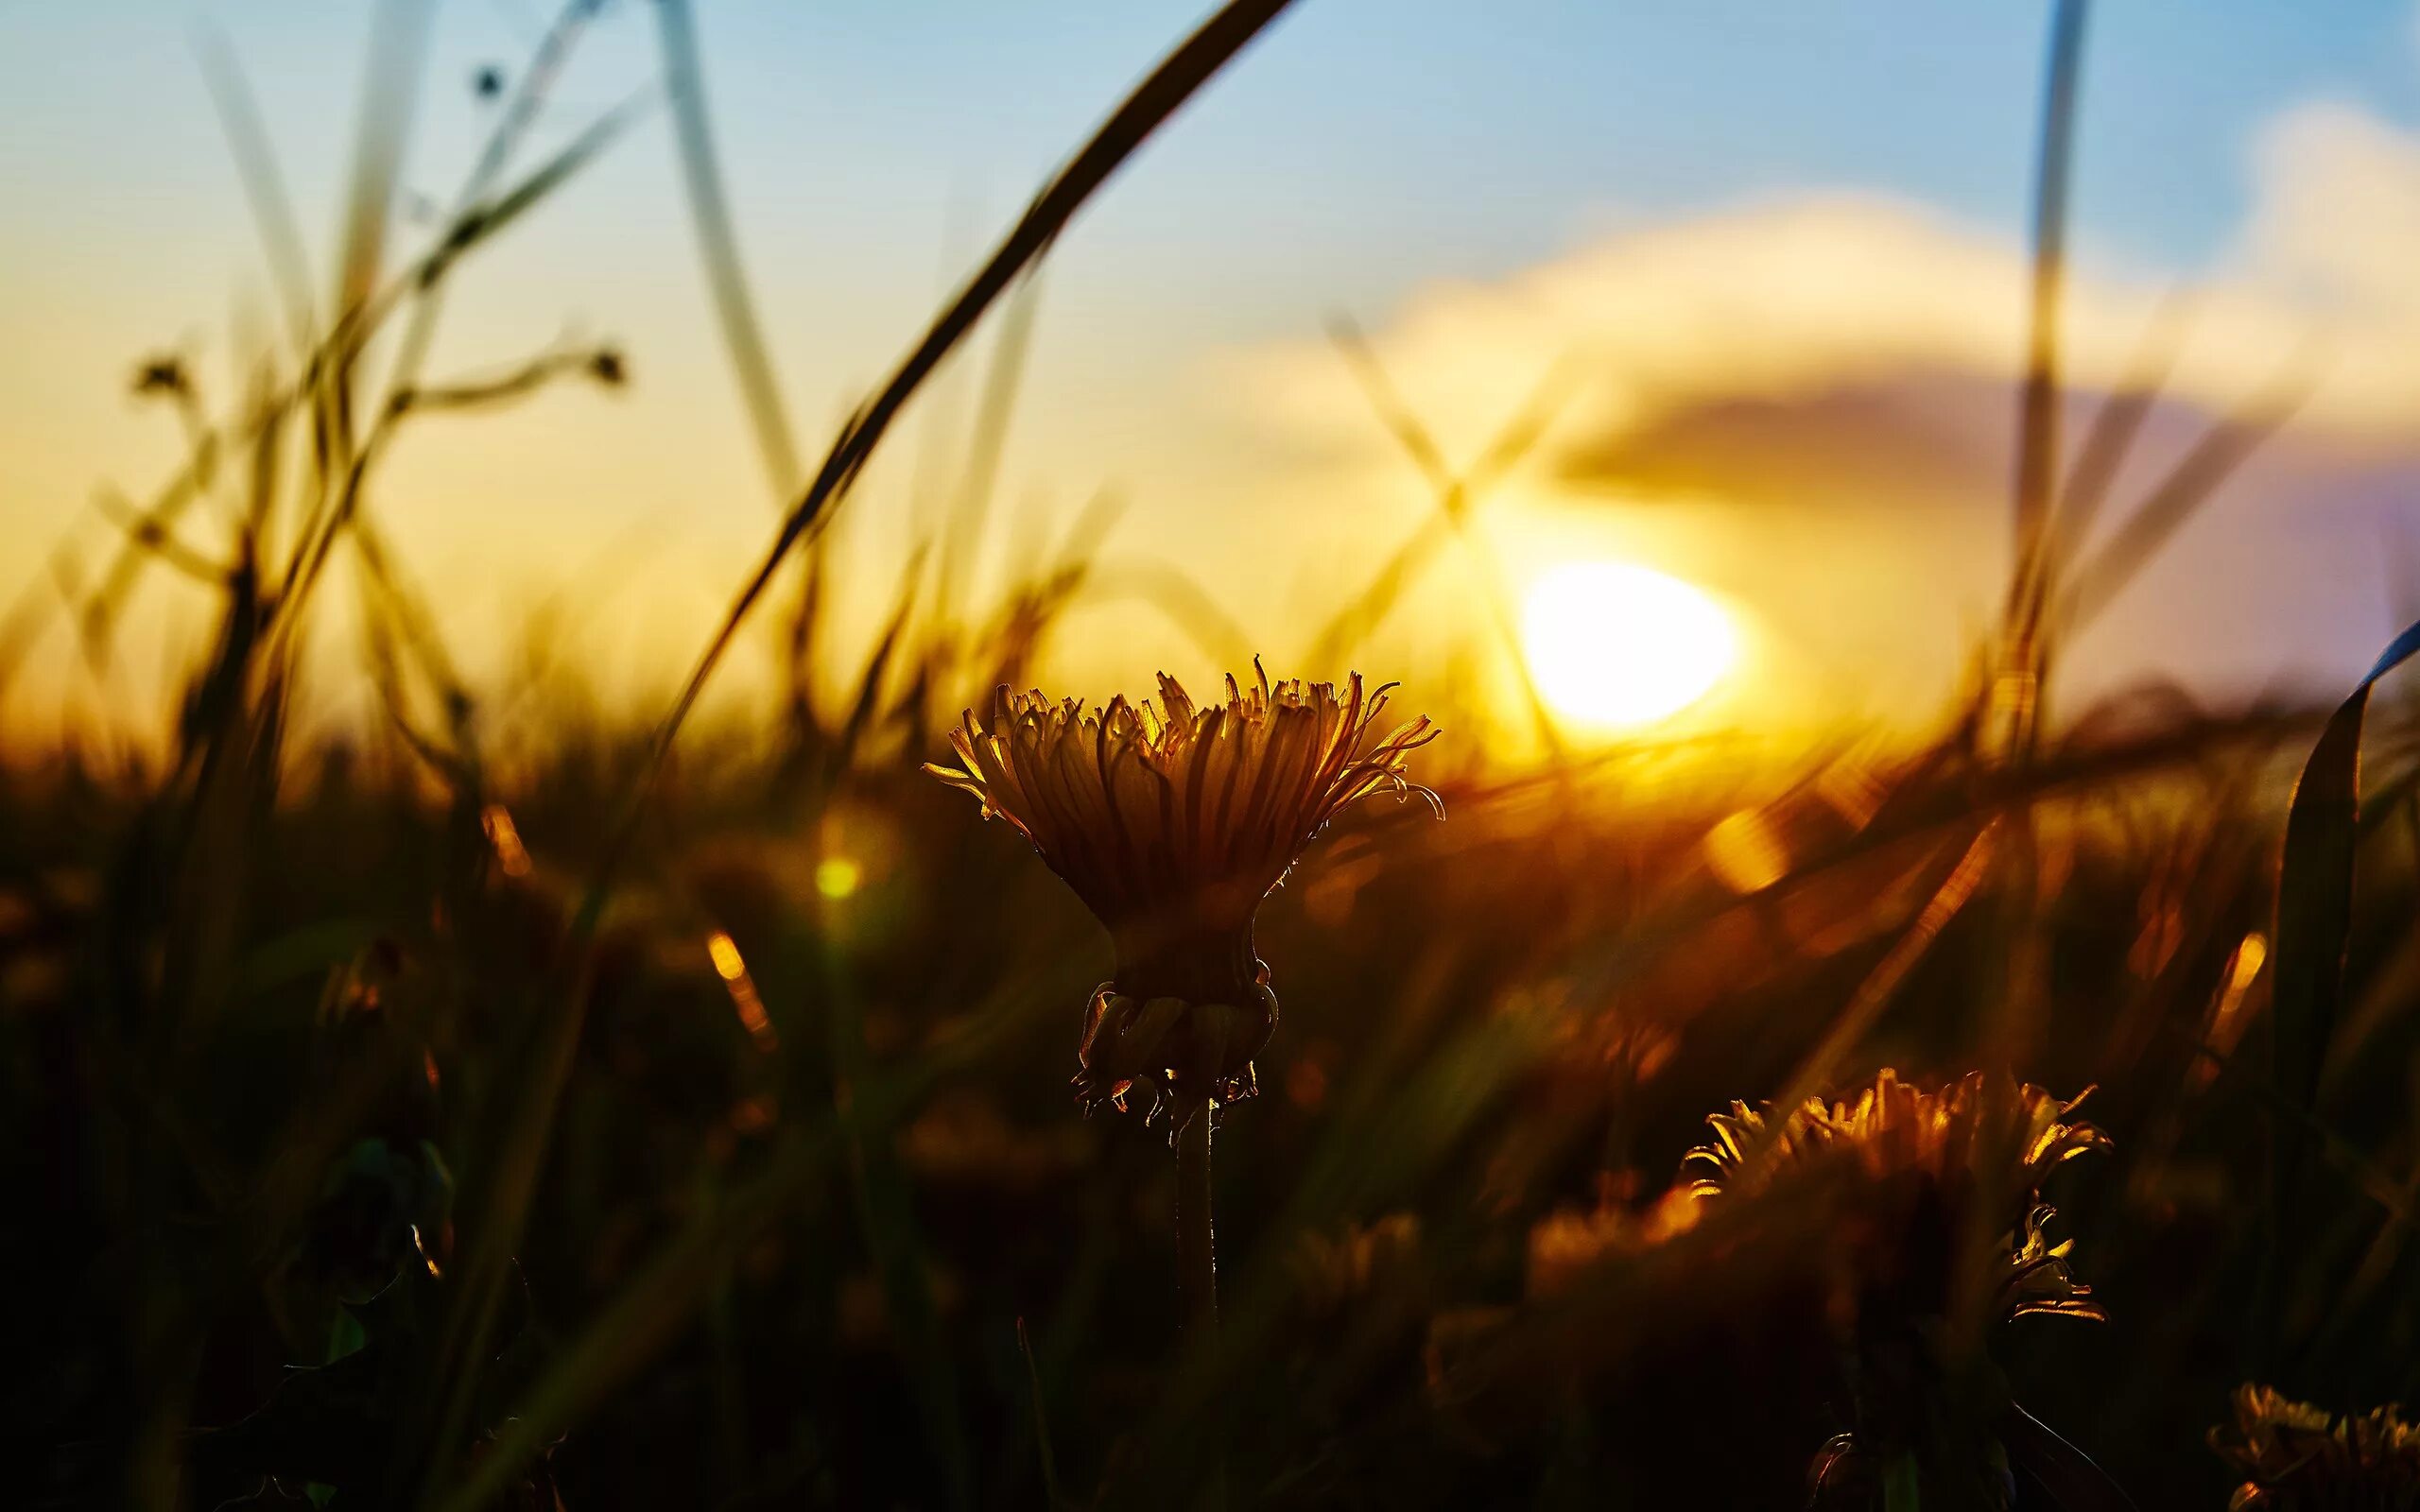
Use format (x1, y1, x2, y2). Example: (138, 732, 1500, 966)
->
(1520, 560, 1737, 731)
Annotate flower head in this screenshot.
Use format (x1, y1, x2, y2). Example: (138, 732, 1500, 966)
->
(2211, 1384, 2420, 1509)
(1688, 1072, 2111, 1510)
(926, 663, 1437, 1125)
(1685, 1068, 2110, 1325)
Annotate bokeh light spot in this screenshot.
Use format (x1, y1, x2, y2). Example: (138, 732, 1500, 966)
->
(817, 856, 864, 900)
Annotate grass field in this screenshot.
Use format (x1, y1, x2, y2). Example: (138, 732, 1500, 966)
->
(8, 2, 2420, 1507)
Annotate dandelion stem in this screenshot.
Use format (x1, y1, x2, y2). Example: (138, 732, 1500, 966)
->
(1176, 1107, 1219, 1341)
(1175, 1105, 1224, 1506)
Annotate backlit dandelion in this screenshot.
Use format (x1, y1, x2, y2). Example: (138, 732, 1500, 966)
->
(929, 663, 1436, 1360)
(926, 662, 1438, 1132)
(1689, 1069, 2113, 1508)
(1687, 1067, 2109, 1323)
(2211, 1384, 2420, 1510)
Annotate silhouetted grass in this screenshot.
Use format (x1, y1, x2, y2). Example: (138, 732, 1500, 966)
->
(9, 3, 2420, 1510)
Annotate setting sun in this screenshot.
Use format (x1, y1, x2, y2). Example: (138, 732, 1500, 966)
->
(1520, 560, 1738, 731)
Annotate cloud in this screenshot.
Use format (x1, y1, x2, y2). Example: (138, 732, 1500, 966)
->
(2245, 102, 2420, 322)
(1242, 191, 2420, 467)
(1555, 365, 2012, 510)
(1230, 85, 2420, 464)
(1207, 103, 2420, 718)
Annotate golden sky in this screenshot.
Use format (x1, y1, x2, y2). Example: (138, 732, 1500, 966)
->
(6, 4, 2419, 759)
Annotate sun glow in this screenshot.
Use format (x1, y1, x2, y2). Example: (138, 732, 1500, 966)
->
(1520, 560, 1737, 731)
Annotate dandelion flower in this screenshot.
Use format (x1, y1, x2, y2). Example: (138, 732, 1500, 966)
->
(926, 663, 1437, 1129)
(2211, 1384, 2420, 1509)
(1686, 1068, 2110, 1323)
(1691, 1071, 2114, 1510)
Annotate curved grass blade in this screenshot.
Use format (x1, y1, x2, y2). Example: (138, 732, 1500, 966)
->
(431, 5, 1303, 1499)
(2260, 615, 2420, 1366)
(648, 0, 1301, 769)
(2002, 1400, 2140, 1511)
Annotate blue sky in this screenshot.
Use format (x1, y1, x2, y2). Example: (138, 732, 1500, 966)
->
(10, 2, 2414, 348)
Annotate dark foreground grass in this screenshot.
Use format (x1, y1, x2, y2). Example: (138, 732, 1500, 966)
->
(9, 684, 2420, 1507)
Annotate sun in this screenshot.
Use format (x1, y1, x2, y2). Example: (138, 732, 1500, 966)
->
(1520, 560, 1737, 731)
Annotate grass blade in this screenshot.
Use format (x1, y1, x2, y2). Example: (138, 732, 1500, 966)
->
(2043, 292, 2190, 575)
(325, 0, 437, 455)
(2002, 1400, 2140, 1510)
(648, 0, 1302, 765)
(1306, 328, 1579, 751)
(656, 0, 804, 501)
(430, 7, 1305, 1497)
(2007, 0, 2086, 579)
(2059, 359, 2315, 636)
(434, 93, 655, 270)
(1991, 0, 2087, 762)
(193, 23, 318, 356)
(933, 269, 1046, 641)
(2259, 616, 2420, 1367)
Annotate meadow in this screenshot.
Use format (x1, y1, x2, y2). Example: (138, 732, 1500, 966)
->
(8, 3, 2420, 1508)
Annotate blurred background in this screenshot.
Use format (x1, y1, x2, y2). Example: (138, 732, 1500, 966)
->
(7, 2, 2420, 1507)
(8, 1, 2420, 750)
